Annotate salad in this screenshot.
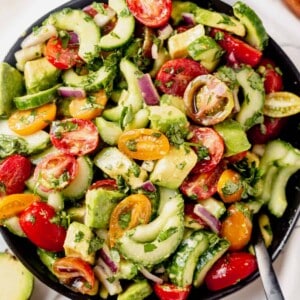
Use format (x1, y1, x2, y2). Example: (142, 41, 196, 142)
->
(0, 0, 300, 299)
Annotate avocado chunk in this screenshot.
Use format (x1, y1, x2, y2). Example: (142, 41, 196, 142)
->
(85, 187, 125, 229)
(0, 62, 24, 116)
(117, 280, 152, 300)
(0, 251, 34, 300)
(171, 1, 199, 25)
(24, 57, 60, 94)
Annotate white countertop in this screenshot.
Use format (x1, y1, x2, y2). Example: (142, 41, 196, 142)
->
(0, 0, 299, 299)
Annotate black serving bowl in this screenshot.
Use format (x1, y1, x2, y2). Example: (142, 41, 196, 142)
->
(1, 0, 300, 299)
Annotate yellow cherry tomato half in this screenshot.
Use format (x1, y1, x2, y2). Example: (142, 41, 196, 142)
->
(118, 128, 170, 160)
(0, 193, 40, 220)
(69, 89, 108, 120)
(8, 103, 56, 136)
(217, 169, 244, 203)
(109, 194, 152, 248)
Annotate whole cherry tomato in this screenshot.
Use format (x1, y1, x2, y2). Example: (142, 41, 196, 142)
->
(205, 252, 257, 291)
(153, 283, 191, 300)
(0, 154, 32, 196)
(156, 58, 208, 97)
(19, 202, 67, 252)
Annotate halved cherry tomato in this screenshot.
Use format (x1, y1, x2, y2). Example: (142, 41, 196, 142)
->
(247, 116, 288, 144)
(89, 179, 118, 191)
(0, 194, 40, 220)
(180, 163, 224, 201)
(69, 90, 108, 120)
(50, 118, 99, 156)
(220, 203, 253, 251)
(188, 126, 224, 174)
(156, 58, 208, 97)
(210, 28, 262, 67)
(19, 201, 67, 252)
(205, 252, 257, 291)
(126, 0, 172, 28)
(109, 194, 152, 247)
(0, 154, 32, 196)
(257, 58, 283, 94)
(153, 283, 191, 300)
(45, 36, 82, 70)
(217, 169, 244, 203)
(33, 153, 78, 192)
(117, 128, 170, 160)
(8, 103, 56, 135)
(53, 256, 98, 295)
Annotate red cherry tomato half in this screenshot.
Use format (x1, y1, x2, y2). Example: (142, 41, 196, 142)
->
(50, 118, 99, 156)
(205, 252, 258, 291)
(153, 283, 191, 300)
(34, 153, 78, 192)
(0, 154, 31, 196)
(156, 58, 208, 97)
(53, 256, 98, 295)
(19, 202, 66, 252)
(45, 36, 82, 70)
(126, 0, 172, 28)
(89, 179, 118, 191)
(188, 126, 224, 174)
(247, 116, 288, 144)
(210, 29, 262, 67)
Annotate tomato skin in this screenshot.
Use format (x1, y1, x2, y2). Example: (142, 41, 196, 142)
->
(247, 116, 288, 144)
(117, 128, 170, 160)
(153, 283, 191, 300)
(50, 118, 99, 156)
(205, 252, 257, 291)
(126, 0, 172, 28)
(19, 202, 67, 252)
(89, 179, 118, 191)
(45, 36, 82, 70)
(180, 163, 224, 201)
(189, 126, 224, 174)
(33, 153, 78, 192)
(156, 58, 208, 97)
(53, 256, 98, 295)
(0, 154, 32, 196)
(210, 29, 262, 67)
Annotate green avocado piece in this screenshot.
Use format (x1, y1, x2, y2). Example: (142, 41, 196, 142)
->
(171, 1, 199, 25)
(0, 62, 24, 116)
(24, 57, 60, 94)
(0, 252, 34, 300)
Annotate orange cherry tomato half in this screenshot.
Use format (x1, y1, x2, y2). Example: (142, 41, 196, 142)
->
(118, 128, 170, 160)
(53, 256, 98, 295)
(220, 203, 253, 251)
(0, 193, 40, 220)
(69, 90, 108, 120)
(109, 194, 152, 247)
(217, 169, 244, 203)
(8, 103, 57, 136)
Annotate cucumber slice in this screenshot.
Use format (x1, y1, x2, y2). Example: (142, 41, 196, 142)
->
(3, 216, 26, 237)
(99, 0, 135, 50)
(13, 84, 61, 110)
(0, 252, 34, 300)
(95, 117, 123, 146)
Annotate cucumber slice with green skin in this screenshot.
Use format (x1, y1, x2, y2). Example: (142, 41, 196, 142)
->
(3, 216, 26, 237)
(168, 230, 209, 287)
(233, 1, 268, 51)
(235, 66, 265, 130)
(99, 0, 135, 50)
(0, 252, 34, 300)
(117, 280, 152, 300)
(13, 83, 61, 110)
(193, 237, 230, 287)
(95, 117, 123, 146)
(44, 8, 101, 63)
(37, 248, 59, 274)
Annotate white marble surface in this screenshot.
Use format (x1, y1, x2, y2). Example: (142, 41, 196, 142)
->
(0, 0, 299, 299)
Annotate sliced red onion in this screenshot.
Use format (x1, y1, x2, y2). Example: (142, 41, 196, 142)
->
(21, 24, 57, 49)
(151, 43, 159, 59)
(182, 12, 196, 25)
(68, 31, 79, 45)
(99, 245, 118, 273)
(138, 73, 160, 106)
(140, 267, 164, 284)
(141, 181, 156, 192)
(158, 24, 173, 40)
(58, 86, 86, 98)
(193, 203, 221, 234)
